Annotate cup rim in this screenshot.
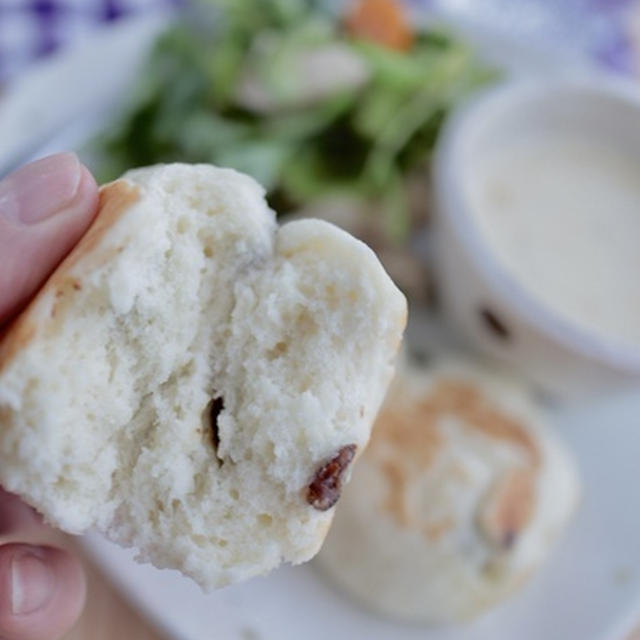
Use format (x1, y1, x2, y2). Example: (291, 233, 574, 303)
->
(433, 73, 640, 375)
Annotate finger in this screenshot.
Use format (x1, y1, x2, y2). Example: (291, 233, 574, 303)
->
(0, 491, 42, 539)
(0, 490, 87, 639)
(0, 153, 99, 325)
(0, 544, 86, 640)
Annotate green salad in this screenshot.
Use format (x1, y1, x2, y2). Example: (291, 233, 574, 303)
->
(94, 0, 495, 240)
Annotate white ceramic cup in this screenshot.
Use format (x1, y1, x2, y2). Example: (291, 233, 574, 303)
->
(432, 75, 640, 400)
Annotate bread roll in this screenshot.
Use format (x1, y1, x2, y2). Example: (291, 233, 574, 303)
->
(317, 358, 579, 622)
(0, 163, 407, 589)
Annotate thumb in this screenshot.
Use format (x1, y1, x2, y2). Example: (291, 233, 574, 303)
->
(0, 490, 87, 640)
(0, 153, 99, 325)
(0, 543, 86, 640)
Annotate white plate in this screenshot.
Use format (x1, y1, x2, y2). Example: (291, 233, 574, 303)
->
(81, 391, 640, 640)
(2, 13, 640, 640)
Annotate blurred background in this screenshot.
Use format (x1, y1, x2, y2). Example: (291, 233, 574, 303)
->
(1, 0, 640, 85)
(2, 1, 640, 639)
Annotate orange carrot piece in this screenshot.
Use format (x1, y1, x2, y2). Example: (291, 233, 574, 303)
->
(344, 0, 414, 51)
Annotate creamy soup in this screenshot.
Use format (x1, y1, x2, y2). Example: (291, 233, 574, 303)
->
(467, 131, 640, 346)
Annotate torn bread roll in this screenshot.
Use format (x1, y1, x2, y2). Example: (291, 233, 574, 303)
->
(0, 163, 407, 589)
(317, 358, 579, 623)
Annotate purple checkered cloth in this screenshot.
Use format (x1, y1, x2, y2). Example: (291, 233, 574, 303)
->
(0, 0, 187, 83)
(0, 0, 639, 85)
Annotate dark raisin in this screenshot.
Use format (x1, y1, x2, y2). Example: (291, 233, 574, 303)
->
(479, 306, 511, 341)
(307, 444, 357, 511)
(209, 397, 224, 464)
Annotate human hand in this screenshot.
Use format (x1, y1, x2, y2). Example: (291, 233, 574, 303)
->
(0, 153, 99, 640)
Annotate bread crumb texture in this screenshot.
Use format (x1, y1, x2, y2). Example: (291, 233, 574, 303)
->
(0, 164, 406, 589)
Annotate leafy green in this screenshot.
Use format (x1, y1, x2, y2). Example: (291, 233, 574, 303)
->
(92, 0, 497, 240)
